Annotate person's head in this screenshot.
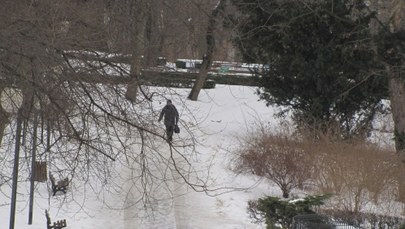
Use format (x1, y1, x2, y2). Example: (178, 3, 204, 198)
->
(167, 99, 172, 105)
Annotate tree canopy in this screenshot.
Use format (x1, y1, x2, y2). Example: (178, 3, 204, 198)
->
(232, 0, 388, 138)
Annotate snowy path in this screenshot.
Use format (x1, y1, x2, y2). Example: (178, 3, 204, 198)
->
(123, 142, 180, 228)
(119, 85, 273, 228)
(121, 136, 266, 229)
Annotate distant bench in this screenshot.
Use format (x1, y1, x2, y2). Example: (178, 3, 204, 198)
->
(45, 210, 67, 229)
(49, 172, 69, 196)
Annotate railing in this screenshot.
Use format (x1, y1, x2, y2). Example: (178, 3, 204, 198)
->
(292, 214, 361, 229)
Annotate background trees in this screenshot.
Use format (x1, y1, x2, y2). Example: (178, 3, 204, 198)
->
(231, 0, 388, 139)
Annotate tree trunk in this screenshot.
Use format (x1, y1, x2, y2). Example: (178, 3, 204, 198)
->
(188, 0, 225, 101)
(386, 0, 405, 202)
(389, 72, 405, 160)
(388, 0, 405, 157)
(390, 68, 405, 203)
(125, 0, 149, 102)
(281, 185, 290, 198)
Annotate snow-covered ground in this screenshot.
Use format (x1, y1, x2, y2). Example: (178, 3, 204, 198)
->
(1, 84, 290, 229)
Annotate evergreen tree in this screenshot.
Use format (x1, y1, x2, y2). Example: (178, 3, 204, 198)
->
(232, 0, 387, 138)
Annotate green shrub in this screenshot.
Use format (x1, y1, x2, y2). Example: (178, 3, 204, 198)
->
(248, 194, 331, 229)
(175, 60, 187, 69)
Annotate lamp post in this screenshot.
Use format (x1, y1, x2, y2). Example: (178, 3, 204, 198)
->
(28, 109, 38, 224)
(9, 106, 23, 229)
(4, 87, 26, 229)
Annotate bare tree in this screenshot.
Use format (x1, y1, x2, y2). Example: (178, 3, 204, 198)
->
(124, 0, 148, 102)
(188, 0, 227, 101)
(0, 1, 219, 227)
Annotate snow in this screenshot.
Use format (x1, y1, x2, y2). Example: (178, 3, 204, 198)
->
(0, 83, 398, 229)
(0, 84, 284, 229)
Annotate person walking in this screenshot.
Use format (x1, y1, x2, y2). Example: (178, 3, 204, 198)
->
(158, 99, 179, 142)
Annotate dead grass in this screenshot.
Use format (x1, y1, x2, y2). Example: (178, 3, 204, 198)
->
(310, 138, 401, 212)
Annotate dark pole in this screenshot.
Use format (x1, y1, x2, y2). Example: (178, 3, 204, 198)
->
(28, 111, 38, 224)
(9, 108, 23, 229)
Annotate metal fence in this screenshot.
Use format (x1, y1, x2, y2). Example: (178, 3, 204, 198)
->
(292, 214, 361, 229)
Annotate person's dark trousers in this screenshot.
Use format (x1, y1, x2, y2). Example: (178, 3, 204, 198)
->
(166, 125, 174, 141)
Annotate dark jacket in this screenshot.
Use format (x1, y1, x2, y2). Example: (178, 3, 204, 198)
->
(159, 104, 179, 126)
